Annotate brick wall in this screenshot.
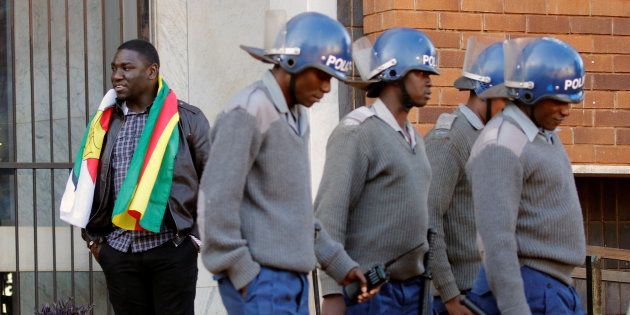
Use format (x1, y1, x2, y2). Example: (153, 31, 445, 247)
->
(362, 0, 630, 165)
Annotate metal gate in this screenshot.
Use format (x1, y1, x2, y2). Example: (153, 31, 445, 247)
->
(0, 0, 149, 313)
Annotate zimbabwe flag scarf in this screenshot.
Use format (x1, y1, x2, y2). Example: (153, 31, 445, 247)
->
(60, 76, 179, 233)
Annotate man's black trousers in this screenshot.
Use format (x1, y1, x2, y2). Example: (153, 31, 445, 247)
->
(97, 238, 198, 315)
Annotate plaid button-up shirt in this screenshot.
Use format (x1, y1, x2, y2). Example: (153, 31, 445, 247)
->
(106, 104, 174, 253)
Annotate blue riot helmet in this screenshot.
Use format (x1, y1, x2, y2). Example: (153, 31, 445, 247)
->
(454, 36, 504, 97)
(353, 28, 439, 82)
(241, 11, 352, 81)
(352, 28, 438, 97)
(503, 37, 585, 105)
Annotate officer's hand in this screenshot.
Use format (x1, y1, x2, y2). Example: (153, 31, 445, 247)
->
(445, 296, 474, 315)
(342, 267, 380, 303)
(239, 285, 248, 298)
(322, 294, 346, 315)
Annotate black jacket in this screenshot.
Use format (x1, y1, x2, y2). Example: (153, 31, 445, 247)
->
(82, 99, 210, 243)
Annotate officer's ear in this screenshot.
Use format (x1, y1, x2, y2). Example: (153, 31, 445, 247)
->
(147, 63, 159, 80)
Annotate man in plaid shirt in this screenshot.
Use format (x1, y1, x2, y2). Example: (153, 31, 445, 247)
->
(80, 39, 210, 315)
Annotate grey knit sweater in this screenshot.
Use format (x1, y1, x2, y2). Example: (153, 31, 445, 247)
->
(199, 74, 355, 290)
(315, 106, 431, 295)
(466, 108, 585, 315)
(425, 107, 482, 302)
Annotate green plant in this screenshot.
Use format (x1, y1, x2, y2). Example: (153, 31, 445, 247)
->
(34, 297, 94, 315)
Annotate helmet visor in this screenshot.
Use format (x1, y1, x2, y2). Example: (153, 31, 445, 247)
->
(462, 35, 504, 84)
(503, 37, 538, 91)
(264, 10, 300, 57)
(352, 36, 394, 81)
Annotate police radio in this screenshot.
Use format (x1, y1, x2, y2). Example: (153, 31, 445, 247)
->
(343, 242, 425, 304)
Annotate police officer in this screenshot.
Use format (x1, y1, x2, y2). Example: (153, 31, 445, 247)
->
(466, 37, 586, 315)
(199, 12, 370, 314)
(315, 28, 438, 314)
(425, 37, 506, 315)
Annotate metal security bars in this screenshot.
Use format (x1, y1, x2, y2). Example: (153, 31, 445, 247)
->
(0, 0, 148, 313)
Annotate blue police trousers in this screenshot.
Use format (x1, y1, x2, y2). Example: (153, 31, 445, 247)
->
(215, 266, 309, 315)
(345, 276, 431, 315)
(467, 266, 585, 315)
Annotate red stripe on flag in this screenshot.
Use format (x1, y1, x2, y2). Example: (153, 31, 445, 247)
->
(128, 210, 147, 231)
(86, 158, 99, 183)
(138, 90, 178, 180)
(100, 107, 113, 131)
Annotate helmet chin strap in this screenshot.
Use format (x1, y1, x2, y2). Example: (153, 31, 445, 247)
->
(485, 99, 492, 123)
(399, 78, 414, 110)
(289, 74, 298, 107)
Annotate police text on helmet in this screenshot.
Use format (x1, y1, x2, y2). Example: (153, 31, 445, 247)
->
(422, 55, 436, 67)
(325, 55, 352, 73)
(564, 76, 585, 91)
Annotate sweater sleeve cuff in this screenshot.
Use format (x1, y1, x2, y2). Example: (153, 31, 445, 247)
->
(320, 271, 344, 296)
(322, 248, 358, 283)
(314, 221, 358, 282)
(227, 254, 261, 290)
(437, 281, 461, 303)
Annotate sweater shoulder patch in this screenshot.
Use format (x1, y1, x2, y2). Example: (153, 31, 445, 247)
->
(434, 113, 457, 131)
(342, 106, 375, 126)
(497, 120, 529, 157)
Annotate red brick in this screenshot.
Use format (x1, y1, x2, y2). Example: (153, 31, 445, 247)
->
(616, 129, 630, 144)
(574, 127, 615, 145)
(526, 15, 570, 34)
(441, 87, 468, 106)
(565, 109, 594, 126)
(364, 13, 382, 33)
(595, 145, 630, 164)
(462, 0, 503, 13)
(613, 18, 630, 35)
(429, 94, 443, 106)
(432, 68, 461, 87)
(564, 144, 596, 163)
(569, 17, 612, 35)
(583, 91, 615, 109)
(440, 12, 482, 31)
(552, 34, 594, 53)
(592, 0, 630, 17)
(393, 0, 415, 9)
(617, 91, 630, 109)
(418, 106, 452, 123)
(408, 107, 420, 123)
(595, 110, 630, 127)
(592, 74, 630, 91)
(374, 0, 394, 12)
(424, 30, 461, 49)
(593, 36, 630, 54)
(438, 49, 465, 68)
(484, 14, 526, 32)
(505, 0, 546, 14)
(557, 127, 574, 144)
(415, 0, 460, 11)
(613, 56, 630, 73)
(463, 32, 507, 49)
(382, 11, 439, 29)
(546, 0, 590, 16)
(581, 54, 613, 72)
(414, 123, 435, 136)
(363, 0, 375, 15)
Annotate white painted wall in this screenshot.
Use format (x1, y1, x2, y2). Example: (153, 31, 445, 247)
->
(153, 1, 339, 313)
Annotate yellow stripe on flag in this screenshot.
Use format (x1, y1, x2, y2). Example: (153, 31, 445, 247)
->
(82, 111, 106, 160)
(111, 113, 180, 229)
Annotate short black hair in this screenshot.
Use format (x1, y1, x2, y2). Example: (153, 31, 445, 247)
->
(117, 39, 160, 66)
